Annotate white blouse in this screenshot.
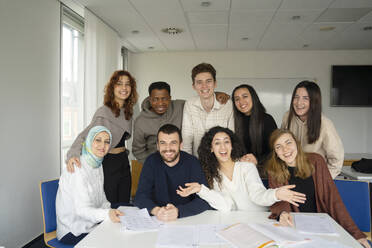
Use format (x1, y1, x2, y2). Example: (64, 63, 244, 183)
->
(56, 157, 111, 239)
(198, 162, 278, 212)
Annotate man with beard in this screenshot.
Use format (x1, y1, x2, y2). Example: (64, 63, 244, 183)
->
(134, 124, 211, 221)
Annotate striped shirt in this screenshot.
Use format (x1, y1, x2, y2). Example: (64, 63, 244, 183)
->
(182, 94, 234, 156)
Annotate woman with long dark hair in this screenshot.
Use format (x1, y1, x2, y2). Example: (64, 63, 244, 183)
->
(177, 126, 305, 211)
(232, 84, 277, 173)
(282, 81, 343, 178)
(265, 129, 369, 248)
(66, 70, 138, 204)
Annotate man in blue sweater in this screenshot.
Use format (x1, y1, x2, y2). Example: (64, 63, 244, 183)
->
(134, 124, 211, 221)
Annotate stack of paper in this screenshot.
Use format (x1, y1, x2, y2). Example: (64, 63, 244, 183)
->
(293, 214, 338, 236)
(119, 208, 162, 232)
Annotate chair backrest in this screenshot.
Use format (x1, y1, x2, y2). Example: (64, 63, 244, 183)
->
(334, 179, 371, 232)
(40, 179, 59, 233)
(131, 160, 143, 198)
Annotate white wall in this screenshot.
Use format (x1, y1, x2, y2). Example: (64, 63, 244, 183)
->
(129, 50, 372, 154)
(0, 0, 60, 247)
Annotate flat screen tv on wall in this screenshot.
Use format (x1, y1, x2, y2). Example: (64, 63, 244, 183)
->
(331, 65, 372, 107)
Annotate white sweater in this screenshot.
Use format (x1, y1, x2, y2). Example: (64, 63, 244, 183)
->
(198, 162, 278, 212)
(56, 157, 111, 239)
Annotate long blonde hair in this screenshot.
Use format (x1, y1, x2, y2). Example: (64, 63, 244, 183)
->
(265, 129, 314, 185)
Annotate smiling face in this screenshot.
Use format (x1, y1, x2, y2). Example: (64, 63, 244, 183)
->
(293, 87, 310, 121)
(114, 75, 131, 104)
(233, 87, 253, 115)
(157, 131, 182, 167)
(150, 88, 171, 115)
(193, 72, 216, 100)
(91, 131, 111, 158)
(273, 133, 298, 167)
(211, 132, 232, 163)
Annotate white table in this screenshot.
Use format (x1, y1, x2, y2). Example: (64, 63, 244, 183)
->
(341, 166, 372, 182)
(76, 209, 361, 248)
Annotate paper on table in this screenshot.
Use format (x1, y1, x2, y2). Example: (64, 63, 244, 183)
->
(195, 224, 228, 245)
(119, 208, 162, 232)
(156, 225, 197, 248)
(285, 237, 352, 248)
(249, 222, 311, 246)
(293, 214, 338, 236)
(217, 223, 277, 248)
(156, 224, 227, 248)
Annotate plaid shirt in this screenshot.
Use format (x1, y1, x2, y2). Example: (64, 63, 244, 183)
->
(181, 94, 234, 156)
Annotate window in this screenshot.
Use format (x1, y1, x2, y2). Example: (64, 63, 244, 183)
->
(61, 6, 84, 167)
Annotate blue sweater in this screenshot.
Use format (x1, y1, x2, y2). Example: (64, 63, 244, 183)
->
(134, 151, 212, 218)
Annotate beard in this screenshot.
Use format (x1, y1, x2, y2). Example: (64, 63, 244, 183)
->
(160, 149, 180, 164)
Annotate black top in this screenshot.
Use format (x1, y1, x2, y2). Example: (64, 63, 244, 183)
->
(242, 113, 277, 164)
(288, 166, 317, 213)
(115, 131, 129, 148)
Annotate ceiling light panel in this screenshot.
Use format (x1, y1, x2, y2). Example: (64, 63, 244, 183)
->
(279, 0, 333, 10)
(180, 0, 230, 11)
(231, 0, 281, 10)
(187, 11, 229, 24)
(316, 8, 372, 22)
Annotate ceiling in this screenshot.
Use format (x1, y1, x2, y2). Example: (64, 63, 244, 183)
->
(76, 0, 372, 52)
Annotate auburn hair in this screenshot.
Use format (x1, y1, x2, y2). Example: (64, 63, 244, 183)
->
(265, 129, 314, 185)
(103, 70, 138, 120)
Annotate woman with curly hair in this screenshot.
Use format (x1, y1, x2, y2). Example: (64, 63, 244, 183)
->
(266, 129, 369, 248)
(176, 126, 306, 211)
(66, 70, 138, 204)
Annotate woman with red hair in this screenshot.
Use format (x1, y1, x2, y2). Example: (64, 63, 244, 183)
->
(66, 70, 138, 204)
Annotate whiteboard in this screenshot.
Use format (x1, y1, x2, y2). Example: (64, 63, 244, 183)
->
(217, 77, 315, 126)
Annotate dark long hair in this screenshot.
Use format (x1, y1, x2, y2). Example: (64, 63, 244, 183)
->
(286, 81, 321, 144)
(103, 70, 138, 120)
(197, 126, 244, 189)
(232, 84, 266, 156)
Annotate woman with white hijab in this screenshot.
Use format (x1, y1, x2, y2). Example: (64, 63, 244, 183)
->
(56, 126, 123, 245)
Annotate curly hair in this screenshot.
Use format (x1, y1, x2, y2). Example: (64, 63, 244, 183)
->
(197, 126, 244, 189)
(265, 129, 314, 185)
(103, 70, 138, 120)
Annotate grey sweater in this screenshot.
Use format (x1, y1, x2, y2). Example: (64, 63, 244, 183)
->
(66, 105, 132, 162)
(132, 97, 185, 164)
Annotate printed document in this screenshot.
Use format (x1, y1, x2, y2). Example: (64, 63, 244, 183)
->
(293, 214, 338, 235)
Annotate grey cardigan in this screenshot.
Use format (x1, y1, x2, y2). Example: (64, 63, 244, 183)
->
(66, 105, 132, 161)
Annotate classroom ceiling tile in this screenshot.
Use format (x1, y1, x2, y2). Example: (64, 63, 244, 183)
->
(75, 0, 372, 52)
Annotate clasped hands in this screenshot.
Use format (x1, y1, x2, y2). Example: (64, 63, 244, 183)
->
(151, 203, 179, 222)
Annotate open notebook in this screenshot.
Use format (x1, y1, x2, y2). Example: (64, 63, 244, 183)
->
(217, 222, 311, 248)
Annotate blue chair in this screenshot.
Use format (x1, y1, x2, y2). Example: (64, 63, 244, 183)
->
(334, 179, 371, 236)
(39, 179, 73, 248)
